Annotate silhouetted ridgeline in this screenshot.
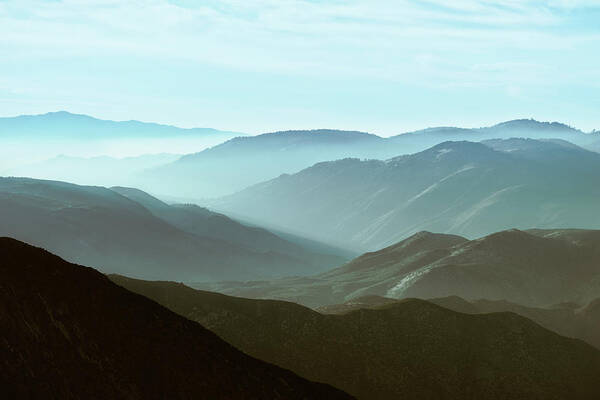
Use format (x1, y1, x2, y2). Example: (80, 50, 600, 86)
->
(318, 295, 600, 350)
(0, 238, 352, 399)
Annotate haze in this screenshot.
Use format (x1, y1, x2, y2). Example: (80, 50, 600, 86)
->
(1, 0, 599, 135)
(3, 2, 600, 399)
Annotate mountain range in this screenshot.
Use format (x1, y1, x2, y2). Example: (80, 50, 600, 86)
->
(214, 138, 600, 250)
(0, 111, 239, 139)
(196, 228, 600, 309)
(0, 237, 351, 399)
(0, 177, 346, 281)
(391, 119, 599, 153)
(3, 113, 598, 200)
(0, 111, 241, 172)
(141, 129, 395, 198)
(111, 274, 600, 400)
(139, 119, 599, 198)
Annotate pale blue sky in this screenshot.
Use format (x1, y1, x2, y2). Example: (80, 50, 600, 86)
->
(1, 0, 599, 135)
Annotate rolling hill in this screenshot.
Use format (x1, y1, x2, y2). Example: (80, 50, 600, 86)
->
(214, 138, 600, 250)
(111, 186, 347, 269)
(0, 177, 342, 281)
(195, 229, 600, 309)
(0, 238, 351, 399)
(111, 274, 600, 400)
(318, 295, 600, 350)
(141, 129, 396, 198)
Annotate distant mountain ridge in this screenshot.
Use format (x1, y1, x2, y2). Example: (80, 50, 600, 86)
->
(0, 111, 244, 173)
(142, 119, 599, 198)
(0, 238, 351, 399)
(0, 111, 240, 139)
(214, 138, 600, 249)
(112, 274, 600, 400)
(4, 113, 598, 197)
(393, 118, 593, 143)
(142, 129, 395, 198)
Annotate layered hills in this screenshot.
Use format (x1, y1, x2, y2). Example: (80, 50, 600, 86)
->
(0, 177, 344, 281)
(141, 120, 598, 198)
(215, 138, 600, 250)
(0, 238, 350, 399)
(197, 229, 600, 309)
(142, 129, 394, 198)
(391, 119, 599, 153)
(112, 274, 600, 400)
(111, 186, 347, 268)
(4, 114, 597, 198)
(0, 111, 241, 173)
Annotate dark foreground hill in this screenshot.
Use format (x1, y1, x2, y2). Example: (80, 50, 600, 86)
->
(0, 238, 352, 400)
(0, 177, 342, 281)
(196, 229, 600, 309)
(112, 275, 600, 400)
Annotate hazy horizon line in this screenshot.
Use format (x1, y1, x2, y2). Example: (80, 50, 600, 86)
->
(1, 109, 596, 137)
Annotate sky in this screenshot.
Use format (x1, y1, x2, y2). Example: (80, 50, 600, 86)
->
(1, 0, 599, 135)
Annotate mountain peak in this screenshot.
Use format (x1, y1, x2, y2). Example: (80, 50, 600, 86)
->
(341, 231, 467, 273)
(488, 119, 580, 133)
(410, 141, 499, 161)
(472, 229, 541, 249)
(388, 231, 467, 251)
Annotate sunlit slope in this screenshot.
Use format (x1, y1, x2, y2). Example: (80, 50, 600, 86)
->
(216, 139, 600, 250)
(197, 229, 600, 309)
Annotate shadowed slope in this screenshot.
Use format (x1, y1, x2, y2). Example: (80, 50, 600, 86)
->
(0, 238, 352, 400)
(112, 275, 600, 400)
(319, 295, 600, 350)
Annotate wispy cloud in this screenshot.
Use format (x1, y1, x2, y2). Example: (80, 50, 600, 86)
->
(0, 0, 598, 132)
